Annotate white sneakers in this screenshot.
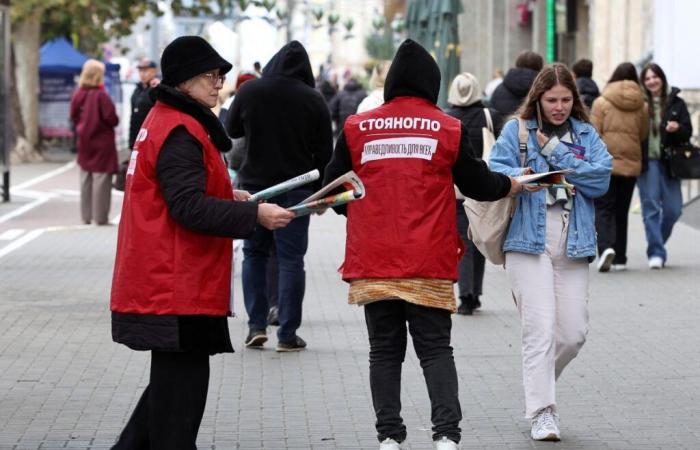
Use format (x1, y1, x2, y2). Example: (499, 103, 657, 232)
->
(530, 406, 560, 441)
(379, 437, 458, 449)
(649, 256, 664, 269)
(434, 436, 459, 449)
(597, 248, 616, 272)
(379, 438, 402, 450)
(611, 263, 627, 271)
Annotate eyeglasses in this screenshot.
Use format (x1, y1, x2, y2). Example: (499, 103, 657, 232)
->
(200, 72, 226, 86)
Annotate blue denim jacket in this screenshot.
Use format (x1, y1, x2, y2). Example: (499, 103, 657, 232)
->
(489, 118, 612, 259)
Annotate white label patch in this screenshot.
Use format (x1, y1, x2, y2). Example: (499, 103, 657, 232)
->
(136, 128, 148, 143)
(126, 150, 139, 176)
(361, 137, 438, 164)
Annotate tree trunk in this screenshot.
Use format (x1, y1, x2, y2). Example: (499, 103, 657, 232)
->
(12, 14, 41, 161)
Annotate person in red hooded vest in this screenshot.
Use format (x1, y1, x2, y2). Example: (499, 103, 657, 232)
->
(322, 40, 523, 450)
(109, 36, 294, 450)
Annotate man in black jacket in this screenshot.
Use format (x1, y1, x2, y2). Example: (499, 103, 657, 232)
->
(226, 41, 333, 352)
(490, 51, 543, 117)
(128, 58, 160, 149)
(572, 58, 600, 110)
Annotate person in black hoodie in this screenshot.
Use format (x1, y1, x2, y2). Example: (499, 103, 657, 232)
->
(323, 39, 521, 450)
(329, 76, 367, 135)
(490, 51, 543, 117)
(571, 58, 600, 110)
(226, 41, 333, 351)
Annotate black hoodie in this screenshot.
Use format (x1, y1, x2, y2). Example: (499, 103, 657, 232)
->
(576, 77, 600, 109)
(226, 41, 333, 190)
(490, 67, 539, 116)
(323, 39, 511, 212)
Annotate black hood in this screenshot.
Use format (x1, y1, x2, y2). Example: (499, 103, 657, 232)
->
(502, 67, 539, 98)
(263, 41, 315, 87)
(576, 77, 600, 97)
(384, 39, 440, 104)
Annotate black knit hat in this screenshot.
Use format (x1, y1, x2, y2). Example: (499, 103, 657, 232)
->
(160, 36, 233, 86)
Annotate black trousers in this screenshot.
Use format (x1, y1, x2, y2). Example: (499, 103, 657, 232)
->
(456, 200, 485, 298)
(111, 350, 210, 450)
(364, 300, 462, 443)
(594, 175, 637, 264)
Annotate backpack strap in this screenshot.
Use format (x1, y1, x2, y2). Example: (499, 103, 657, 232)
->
(517, 118, 528, 168)
(483, 108, 494, 133)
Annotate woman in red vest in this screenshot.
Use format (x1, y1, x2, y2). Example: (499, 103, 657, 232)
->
(323, 40, 521, 450)
(109, 36, 294, 449)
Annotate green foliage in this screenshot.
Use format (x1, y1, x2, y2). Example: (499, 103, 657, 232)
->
(365, 27, 395, 60)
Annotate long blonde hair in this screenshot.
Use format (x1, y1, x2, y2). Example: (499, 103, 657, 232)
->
(79, 59, 105, 88)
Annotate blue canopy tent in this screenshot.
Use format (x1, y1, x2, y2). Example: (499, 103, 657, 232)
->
(39, 37, 121, 138)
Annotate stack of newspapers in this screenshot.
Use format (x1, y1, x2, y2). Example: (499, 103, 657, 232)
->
(248, 169, 365, 217)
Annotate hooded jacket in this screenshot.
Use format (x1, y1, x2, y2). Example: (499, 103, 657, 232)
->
(329, 79, 367, 133)
(590, 80, 649, 176)
(489, 67, 538, 117)
(226, 41, 333, 190)
(323, 39, 511, 284)
(576, 77, 600, 110)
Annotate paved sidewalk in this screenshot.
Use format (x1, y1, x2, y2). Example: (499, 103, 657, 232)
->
(1, 163, 700, 449)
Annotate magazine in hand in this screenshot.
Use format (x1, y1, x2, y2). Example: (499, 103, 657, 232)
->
(248, 169, 320, 202)
(515, 169, 575, 193)
(290, 171, 366, 217)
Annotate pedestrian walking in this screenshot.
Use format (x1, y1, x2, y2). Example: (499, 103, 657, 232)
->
(226, 40, 333, 351)
(330, 76, 367, 135)
(356, 60, 391, 113)
(128, 58, 160, 149)
(637, 63, 693, 269)
(483, 68, 504, 101)
(590, 62, 649, 272)
(445, 72, 504, 314)
(571, 59, 600, 110)
(490, 51, 543, 117)
(70, 59, 119, 225)
(109, 36, 294, 450)
(323, 39, 521, 450)
(489, 63, 611, 441)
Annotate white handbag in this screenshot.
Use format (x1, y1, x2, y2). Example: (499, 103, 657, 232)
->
(481, 108, 496, 161)
(464, 118, 527, 265)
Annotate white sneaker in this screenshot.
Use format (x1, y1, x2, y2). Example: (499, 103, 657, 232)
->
(379, 437, 402, 450)
(597, 248, 616, 272)
(435, 436, 459, 449)
(611, 264, 627, 271)
(530, 407, 560, 441)
(649, 256, 664, 270)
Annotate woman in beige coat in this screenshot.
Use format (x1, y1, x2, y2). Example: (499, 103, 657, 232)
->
(590, 62, 649, 271)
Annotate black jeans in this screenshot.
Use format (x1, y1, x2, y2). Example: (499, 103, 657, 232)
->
(594, 175, 637, 264)
(364, 300, 462, 443)
(456, 200, 485, 298)
(111, 350, 210, 450)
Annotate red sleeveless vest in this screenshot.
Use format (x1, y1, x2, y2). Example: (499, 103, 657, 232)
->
(341, 96, 463, 281)
(110, 101, 234, 316)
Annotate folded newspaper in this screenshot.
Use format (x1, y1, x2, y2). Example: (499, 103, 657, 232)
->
(247, 170, 365, 217)
(514, 169, 575, 193)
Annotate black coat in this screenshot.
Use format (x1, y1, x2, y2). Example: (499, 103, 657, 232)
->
(329, 79, 367, 134)
(129, 82, 155, 149)
(323, 39, 511, 215)
(490, 67, 538, 117)
(112, 85, 258, 354)
(226, 41, 333, 191)
(445, 102, 504, 159)
(642, 87, 693, 173)
(576, 77, 600, 110)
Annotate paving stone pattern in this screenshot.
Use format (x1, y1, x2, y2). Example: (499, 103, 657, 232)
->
(1, 166, 700, 449)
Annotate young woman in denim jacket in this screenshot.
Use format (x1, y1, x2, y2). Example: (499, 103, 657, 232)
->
(489, 63, 612, 441)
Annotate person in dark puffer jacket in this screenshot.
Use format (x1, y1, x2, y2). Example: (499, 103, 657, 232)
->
(329, 77, 367, 135)
(490, 51, 544, 117)
(572, 58, 600, 110)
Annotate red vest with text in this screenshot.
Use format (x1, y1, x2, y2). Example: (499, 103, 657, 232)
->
(342, 96, 463, 281)
(110, 101, 234, 316)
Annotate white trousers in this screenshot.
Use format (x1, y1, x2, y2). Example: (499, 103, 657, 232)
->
(505, 205, 589, 418)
